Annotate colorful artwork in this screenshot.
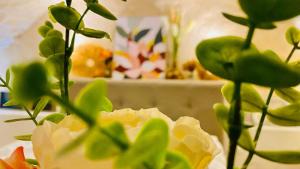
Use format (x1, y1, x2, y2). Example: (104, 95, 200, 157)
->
(112, 16, 168, 79)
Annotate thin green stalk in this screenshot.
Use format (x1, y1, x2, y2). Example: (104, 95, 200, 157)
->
(47, 92, 128, 150)
(227, 23, 256, 169)
(47, 91, 94, 126)
(0, 77, 38, 125)
(59, 77, 64, 99)
(241, 43, 299, 169)
(62, 5, 89, 115)
(70, 7, 89, 51)
(243, 23, 256, 49)
(63, 0, 73, 114)
(227, 82, 242, 169)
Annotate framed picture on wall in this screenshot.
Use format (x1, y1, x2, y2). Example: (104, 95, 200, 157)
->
(112, 16, 168, 79)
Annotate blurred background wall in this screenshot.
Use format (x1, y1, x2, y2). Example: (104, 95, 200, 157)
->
(1, 0, 300, 76)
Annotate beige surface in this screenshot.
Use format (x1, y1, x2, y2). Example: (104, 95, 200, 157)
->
(70, 78, 225, 139)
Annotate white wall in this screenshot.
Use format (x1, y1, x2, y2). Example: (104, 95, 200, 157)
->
(1, 0, 300, 76)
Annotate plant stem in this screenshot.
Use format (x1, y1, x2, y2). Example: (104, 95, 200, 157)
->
(47, 92, 128, 150)
(241, 43, 299, 169)
(0, 77, 38, 125)
(47, 92, 94, 126)
(70, 7, 89, 51)
(63, 0, 73, 114)
(227, 23, 256, 169)
(227, 82, 242, 169)
(243, 23, 255, 49)
(62, 5, 89, 115)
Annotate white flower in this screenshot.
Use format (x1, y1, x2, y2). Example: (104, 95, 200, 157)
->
(32, 108, 219, 169)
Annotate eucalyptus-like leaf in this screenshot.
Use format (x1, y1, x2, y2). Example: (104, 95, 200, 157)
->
(134, 29, 150, 42)
(116, 26, 128, 38)
(116, 119, 169, 169)
(221, 82, 265, 112)
(213, 103, 254, 150)
(39, 36, 65, 58)
(38, 113, 65, 125)
(48, 2, 65, 23)
(222, 13, 276, 30)
(268, 103, 300, 126)
(239, 0, 300, 23)
(46, 29, 63, 38)
(45, 21, 53, 28)
(38, 25, 53, 38)
(45, 54, 67, 80)
(77, 28, 111, 39)
(5, 69, 10, 84)
(87, 2, 117, 20)
(49, 5, 84, 30)
(154, 27, 163, 45)
(15, 134, 31, 141)
(196, 36, 258, 81)
(286, 26, 300, 45)
(100, 122, 129, 150)
(26, 159, 39, 166)
(86, 123, 129, 160)
(275, 87, 300, 103)
(3, 99, 18, 107)
(235, 50, 300, 88)
(75, 80, 112, 118)
(33, 97, 50, 118)
(164, 151, 192, 169)
(12, 63, 50, 103)
(256, 150, 300, 164)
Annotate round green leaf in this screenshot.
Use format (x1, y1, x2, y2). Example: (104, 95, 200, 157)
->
(222, 13, 276, 30)
(85, 123, 129, 160)
(75, 80, 112, 118)
(49, 5, 84, 30)
(256, 150, 300, 164)
(222, 82, 265, 112)
(77, 28, 111, 39)
(196, 36, 257, 81)
(45, 54, 66, 79)
(213, 103, 254, 150)
(38, 25, 52, 37)
(45, 21, 53, 28)
(12, 63, 50, 103)
(39, 113, 65, 125)
(268, 103, 300, 126)
(87, 2, 117, 20)
(286, 26, 300, 45)
(116, 119, 169, 169)
(235, 50, 300, 88)
(275, 87, 300, 103)
(239, 0, 300, 23)
(39, 36, 65, 58)
(46, 29, 63, 38)
(164, 152, 192, 169)
(33, 97, 50, 118)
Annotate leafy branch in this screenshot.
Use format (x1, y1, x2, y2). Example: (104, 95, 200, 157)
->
(0, 73, 39, 126)
(241, 39, 300, 169)
(197, 1, 300, 169)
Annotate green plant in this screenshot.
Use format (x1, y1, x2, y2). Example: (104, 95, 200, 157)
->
(196, 1, 300, 169)
(0, 1, 194, 169)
